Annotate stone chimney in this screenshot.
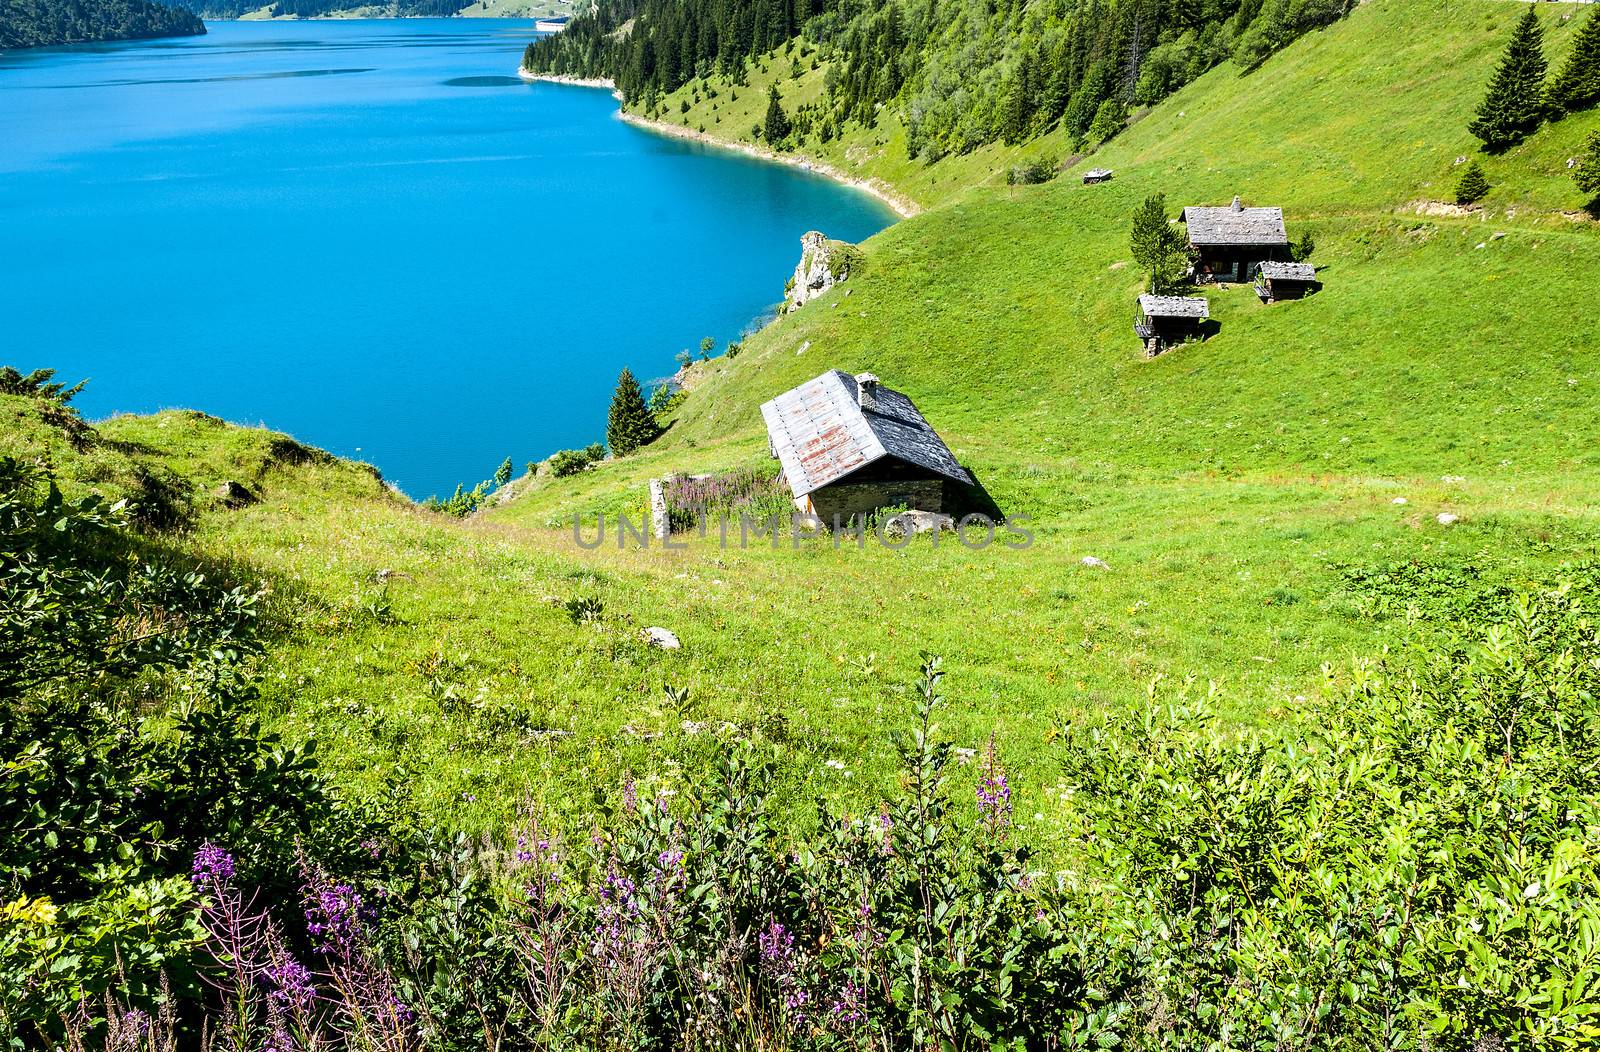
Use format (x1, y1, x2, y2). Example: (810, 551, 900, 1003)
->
(1230, 195, 1244, 211)
(855, 372, 880, 412)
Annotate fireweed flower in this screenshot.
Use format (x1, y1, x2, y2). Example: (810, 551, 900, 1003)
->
(830, 980, 867, 1028)
(977, 740, 1013, 835)
(264, 956, 316, 1010)
(758, 920, 795, 975)
(304, 877, 365, 956)
(191, 843, 235, 888)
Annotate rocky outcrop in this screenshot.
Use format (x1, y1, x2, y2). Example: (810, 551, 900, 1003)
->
(787, 231, 862, 311)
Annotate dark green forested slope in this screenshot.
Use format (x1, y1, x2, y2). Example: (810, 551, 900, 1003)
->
(0, 0, 203, 48)
(166, 0, 467, 18)
(524, 0, 1356, 159)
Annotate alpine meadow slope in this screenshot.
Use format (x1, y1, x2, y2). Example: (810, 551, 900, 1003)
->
(7, 1, 1600, 1046)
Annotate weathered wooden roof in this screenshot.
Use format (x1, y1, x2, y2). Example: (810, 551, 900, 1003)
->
(760, 370, 973, 498)
(1138, 294, 1210, 319)
(1181, 196, 1288, 246)
(1258, 260, 1316, 281)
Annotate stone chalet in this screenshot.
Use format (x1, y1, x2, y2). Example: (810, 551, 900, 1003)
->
(761, 370, 973, 526)
(1180, 196, 1290, 283)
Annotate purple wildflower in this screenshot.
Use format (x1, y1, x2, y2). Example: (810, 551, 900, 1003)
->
(304, 879, 364, 956)
(263, 956, 316, 1010)
(758, 920, 795, 973)
(976, 739, 1013, 835)
(830, 980, 868, 1029)
(622, 777, 638, 814)
(191, 843, 235, 888)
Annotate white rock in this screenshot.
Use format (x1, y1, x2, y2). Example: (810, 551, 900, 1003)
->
(787, 231, 858, 311)
(1437, 513, 1461, 526)
(643, 627, 681, 649)
(1441, 475, 1467, 484)
(1081, 556, 1110, 569)
(1475, 242, 1487, 250)
(1392, 497, 1409, 505)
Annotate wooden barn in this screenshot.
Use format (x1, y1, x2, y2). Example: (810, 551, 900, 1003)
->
(1134, 294, 1209, 356)
(1083, 168, 1114, 184)
(1253, 260, 1319, 302)
(1180, 196, 1289, 283)
(761, 370, 973, 527)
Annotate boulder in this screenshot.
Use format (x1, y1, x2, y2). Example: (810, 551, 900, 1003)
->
(643, 626, 681, 650)
(786, 231, 861, 311)
(215, 480, 256, 508)
(1437, 513, 1461, 526)
(884, 510, 956, 538)
(1081, 556, 1110, 570)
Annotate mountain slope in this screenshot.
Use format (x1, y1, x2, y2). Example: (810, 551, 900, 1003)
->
(1, 0, 204, 48)
(8, 0, 1598, 831)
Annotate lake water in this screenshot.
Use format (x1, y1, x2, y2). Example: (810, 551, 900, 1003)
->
(0, 21, 893, 497)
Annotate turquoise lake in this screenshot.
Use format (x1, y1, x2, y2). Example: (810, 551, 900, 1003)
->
(0, 20, 893, 497)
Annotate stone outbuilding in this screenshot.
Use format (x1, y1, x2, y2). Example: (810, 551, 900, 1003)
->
(1134, 294, 1210, 356)
(1180, 195, 1290, 283)
(760, 370, 973, 527)
(1253, 260, 1319, 302)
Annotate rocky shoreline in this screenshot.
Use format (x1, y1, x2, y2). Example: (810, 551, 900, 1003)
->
(516, 69, 920, 219)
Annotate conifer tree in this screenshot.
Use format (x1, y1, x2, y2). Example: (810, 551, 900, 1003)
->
(1454, 160, 1490, 205)
(1000, 76, 1028, 144)
(1548, 5, 1600, 113)
(1129, 192, 1189, 293)
(763, 86, 792, 144)
(606, 368, 659, 456)
(1575, 130, 1600, 200)
(1469, 5, 1549, 151)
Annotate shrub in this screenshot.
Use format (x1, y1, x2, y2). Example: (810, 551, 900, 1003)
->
(661, 467, 790, 532)
(1006, 157, 1058, 186)
(0, 459, 381, 1042)
(548, 442, 606, 478)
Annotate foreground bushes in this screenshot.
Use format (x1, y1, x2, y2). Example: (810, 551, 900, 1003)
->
(7, 451, 1600, 1049)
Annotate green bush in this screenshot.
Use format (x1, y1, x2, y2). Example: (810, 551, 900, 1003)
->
(548, 442, 607, 478)
(0, 459, 380, 1042)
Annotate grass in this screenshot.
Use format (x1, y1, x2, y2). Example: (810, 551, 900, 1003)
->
(10, 0, 1600, 845)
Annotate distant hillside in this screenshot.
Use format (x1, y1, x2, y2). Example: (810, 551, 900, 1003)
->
(169, 0, 459, 16)
(1, 0, 204, 48)
(522, 0, 1358, 160)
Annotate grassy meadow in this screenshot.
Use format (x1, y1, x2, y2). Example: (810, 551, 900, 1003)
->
(9, 0, 1600, 846)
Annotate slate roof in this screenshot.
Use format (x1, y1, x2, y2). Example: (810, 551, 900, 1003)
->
(1138, 294, 1210, 319)
(760, 370, 973, 498)
(1083, 168, 1113, 180)
(1258, 260, 1316, 281)
(1181, 197, 1288, 247)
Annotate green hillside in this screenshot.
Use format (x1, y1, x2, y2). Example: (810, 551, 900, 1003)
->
(7, 0, 1595, 826)
(9, 3, 1600, 1045)
(0, 0, 204, 49)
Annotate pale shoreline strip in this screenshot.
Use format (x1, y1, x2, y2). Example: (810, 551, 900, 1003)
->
(517, 69, 920, 219)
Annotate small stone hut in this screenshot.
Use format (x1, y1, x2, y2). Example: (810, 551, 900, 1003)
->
(760, 370, 973, 526)
(1180, 196, 1289, 283)
(1253, 260, 1319, 302)
(1083, 168, 1114, 184)
(1134, 294, 1210, 356)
